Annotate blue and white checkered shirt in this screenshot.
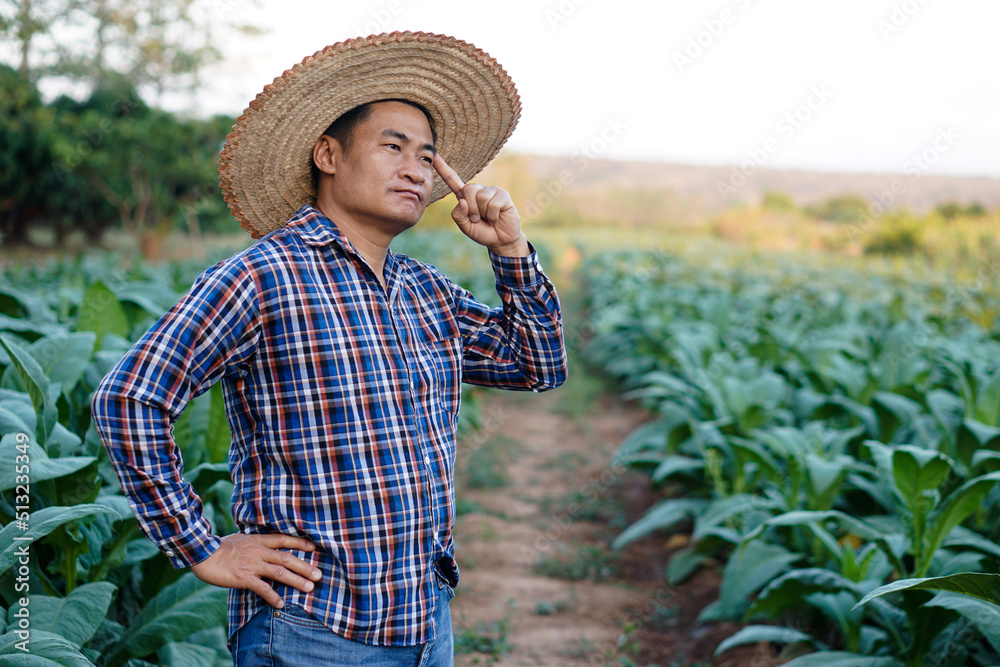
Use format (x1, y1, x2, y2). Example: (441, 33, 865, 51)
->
(91, 205, 567, 646)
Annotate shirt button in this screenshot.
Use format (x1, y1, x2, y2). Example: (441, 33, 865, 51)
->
(424, 456, 431, 466)
(164, 550, 175, 558)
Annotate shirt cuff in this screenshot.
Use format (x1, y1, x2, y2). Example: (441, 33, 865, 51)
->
(488, 242, 546, 289)
(156, 515, 223, 569)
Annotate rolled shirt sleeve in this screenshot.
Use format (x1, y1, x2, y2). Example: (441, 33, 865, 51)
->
(90, 258, 261, 569)
(456, 244, 568, 391)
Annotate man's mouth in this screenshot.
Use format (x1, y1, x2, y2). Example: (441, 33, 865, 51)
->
(394, 189, 423, 202)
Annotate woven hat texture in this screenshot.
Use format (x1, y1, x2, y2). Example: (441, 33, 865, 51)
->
(218, 31, 521, 238)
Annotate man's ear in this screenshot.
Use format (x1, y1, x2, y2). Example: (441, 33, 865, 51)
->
(312, 135, 341, 177)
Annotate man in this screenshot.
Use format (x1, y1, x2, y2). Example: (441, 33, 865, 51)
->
(91, 32, 566, 666)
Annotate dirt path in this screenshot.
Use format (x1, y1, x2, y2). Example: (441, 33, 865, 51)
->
(452, 392, 732, 667)
(448, 388, 783, 666)
(449, 387, 641, 665)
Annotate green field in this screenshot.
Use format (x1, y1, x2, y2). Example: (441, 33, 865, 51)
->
(1, 222, 999, 664)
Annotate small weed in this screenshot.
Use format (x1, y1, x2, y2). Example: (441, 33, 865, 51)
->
(453, 615, 514, 663)
(461, 435, 516, 489)
(534, 596, 574, 616)
(455, 497, 486, 516)
(557, 633, 596, 659)
(534, 543, 618, 583)
(539, 450, 589, 471)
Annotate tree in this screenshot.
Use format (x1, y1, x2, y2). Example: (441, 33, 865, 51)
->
(806, 194, 871, 223)
(761, 190, 796, 212)
(1, 0, 261, 102)
(0, 63, 57, 244)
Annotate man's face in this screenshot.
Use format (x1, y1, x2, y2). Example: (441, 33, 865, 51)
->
(325, 101, 436, 233)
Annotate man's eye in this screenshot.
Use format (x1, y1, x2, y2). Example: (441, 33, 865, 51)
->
(420, 156, 433, 164)
(386, 143, 400, 151)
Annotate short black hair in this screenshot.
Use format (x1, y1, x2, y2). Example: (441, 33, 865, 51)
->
(311, 99, 437, 187)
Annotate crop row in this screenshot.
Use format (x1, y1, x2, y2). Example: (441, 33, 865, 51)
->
(581, 249, 1000, 666)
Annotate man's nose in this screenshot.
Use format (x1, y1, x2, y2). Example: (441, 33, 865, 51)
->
(399, 155, 427, 182)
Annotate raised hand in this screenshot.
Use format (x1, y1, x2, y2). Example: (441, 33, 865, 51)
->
(433, 153, 529, 257)
(190, 533, 323, 608)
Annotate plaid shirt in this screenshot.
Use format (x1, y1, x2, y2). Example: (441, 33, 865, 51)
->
(91, 205, 566, 646)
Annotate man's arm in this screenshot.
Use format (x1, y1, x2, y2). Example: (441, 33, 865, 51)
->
(91, 258, 320, 608)
(433, 154, 568, 390)
(452, 247, 567, 390)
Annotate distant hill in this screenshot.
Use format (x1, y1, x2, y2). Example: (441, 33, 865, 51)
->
(493, 153, 1000, 222)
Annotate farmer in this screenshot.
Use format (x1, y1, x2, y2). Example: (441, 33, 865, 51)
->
(91, 32, 566, 666)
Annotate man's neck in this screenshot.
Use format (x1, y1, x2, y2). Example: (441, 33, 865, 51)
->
(314, 202, 394, 290)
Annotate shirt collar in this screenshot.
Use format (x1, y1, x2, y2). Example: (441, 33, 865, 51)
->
(287, 205, 349, 249)
(286, 204, 403, 289)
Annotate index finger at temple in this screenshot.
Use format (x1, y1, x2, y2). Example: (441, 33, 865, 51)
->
(433, 152, 465, 196)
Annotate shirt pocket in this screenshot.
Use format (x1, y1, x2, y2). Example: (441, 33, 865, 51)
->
(411, 314, 462, 419)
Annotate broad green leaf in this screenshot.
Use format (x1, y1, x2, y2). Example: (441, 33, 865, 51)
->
(0, 314, 65, 341)
(780, 651, 904, 667)
(891, 445, 951, 515)
(104, 573, 227, 667)
(804, 591, 861, 644)
(76, 282, 128, 349)
(976, 369, 1000, 426)
(924, 590, 1000, 654)
(173, 391, 210, 468)
(26, 333, 97, 398)
(962, 420, 1000, 449)
(854, 572, 1000, 612)
(921, 472, 1000, 575)
(204, 383, 232, 465)
(728, 438, 780, 480)
(651, 455, 704, 485)
(0, 287, 53, 322)
(804, 454, 850, 511)
(184, 462, 231, 491)
(8, 582, 116, 647)
(692, 494, 781, 541)
(0, 505, 119, 575)
(0, 336, 57, 448)
(0, 404, 33, 442)
(666, 546, 706, 585)
(0, 629, 94, 665)
(0, 434, 96, 492)
(742, 509, 882, 543)
(156, 641, 219, 667)
(714, 625, 818, 656)
(872, 391, 922, 442)
(741, 510, 906, 588)
(611, 498, 707, 550)
(751, 567, 862, 619)
(701, 540, 800, 622)
(943, 526, 1000, 561)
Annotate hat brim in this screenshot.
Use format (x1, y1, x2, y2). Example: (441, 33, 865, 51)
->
(218, 31, 521, 238)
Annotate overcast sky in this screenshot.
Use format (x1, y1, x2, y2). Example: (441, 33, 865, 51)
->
(196, 0, 1000, 177)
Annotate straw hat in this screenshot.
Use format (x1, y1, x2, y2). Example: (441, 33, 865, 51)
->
(218, 31, 521, 238)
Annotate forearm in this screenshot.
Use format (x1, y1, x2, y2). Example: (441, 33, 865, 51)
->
(91, 384, 221, 569)
(461, 244, 567, 390)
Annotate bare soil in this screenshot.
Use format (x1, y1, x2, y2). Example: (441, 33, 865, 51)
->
(449, 389, 787, 667)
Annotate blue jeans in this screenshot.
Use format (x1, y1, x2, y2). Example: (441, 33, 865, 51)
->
(230, 581, 455, 666)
